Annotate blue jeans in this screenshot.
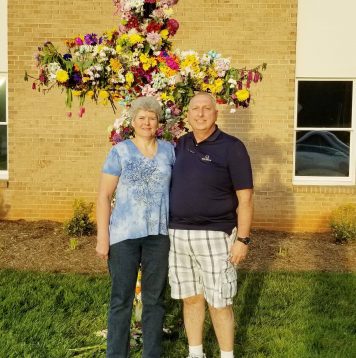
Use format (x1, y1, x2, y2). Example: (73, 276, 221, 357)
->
(106, 234, 170, 358)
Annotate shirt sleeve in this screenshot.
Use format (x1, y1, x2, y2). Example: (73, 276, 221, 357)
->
(102, 146, 122, 177)
(227, 140, 253, 190)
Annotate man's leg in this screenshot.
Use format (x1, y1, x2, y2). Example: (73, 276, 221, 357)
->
(183, 294, 206, 346)
(208, 304, 234, 351)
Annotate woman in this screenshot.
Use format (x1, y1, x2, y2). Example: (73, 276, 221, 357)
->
(96, 96, 175, 358)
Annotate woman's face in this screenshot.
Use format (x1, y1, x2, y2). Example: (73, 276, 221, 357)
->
(131, 110, 159, 139)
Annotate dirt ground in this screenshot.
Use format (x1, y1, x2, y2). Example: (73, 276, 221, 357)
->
(0, 219, 355, 274)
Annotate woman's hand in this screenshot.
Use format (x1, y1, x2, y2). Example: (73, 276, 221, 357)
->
(96, 237, 109, 260)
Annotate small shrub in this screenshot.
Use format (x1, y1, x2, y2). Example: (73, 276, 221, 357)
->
(330, 204, 356, 244)
(64, 199, 96, 237)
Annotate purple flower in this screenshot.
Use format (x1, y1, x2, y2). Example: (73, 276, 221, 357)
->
(63, 53, 72, 60)
(84, 33, 98, 45)
(71, 72, 82, 84)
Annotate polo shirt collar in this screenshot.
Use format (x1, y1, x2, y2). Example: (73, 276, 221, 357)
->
(189, 125, 221, 145)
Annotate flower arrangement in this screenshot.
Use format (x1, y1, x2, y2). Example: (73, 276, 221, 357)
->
(25, 0, 266, 144)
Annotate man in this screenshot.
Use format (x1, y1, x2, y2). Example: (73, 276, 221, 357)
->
(169, 92, 253, 358)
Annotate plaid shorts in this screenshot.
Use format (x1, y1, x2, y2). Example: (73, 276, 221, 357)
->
(168, 228, 238, 308)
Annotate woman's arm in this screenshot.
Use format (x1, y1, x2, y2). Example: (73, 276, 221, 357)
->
(96, 173, 119, 260)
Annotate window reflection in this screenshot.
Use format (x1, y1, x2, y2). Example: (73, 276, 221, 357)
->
(297, 81, 352, 128)
(0, 125, 7, 170)
(295, 130, 350, 177)
(0, 78, 6, 123)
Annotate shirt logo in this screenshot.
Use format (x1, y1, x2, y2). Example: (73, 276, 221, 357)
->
(201, 155, 212, 162)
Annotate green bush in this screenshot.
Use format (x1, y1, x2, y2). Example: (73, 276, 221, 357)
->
(64, 199, 96, 237)
(330, 204, 356, 244)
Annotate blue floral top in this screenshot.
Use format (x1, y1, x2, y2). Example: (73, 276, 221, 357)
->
(102, 139, 175, 245)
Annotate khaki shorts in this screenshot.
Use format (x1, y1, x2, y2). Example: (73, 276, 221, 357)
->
(168, 228, 238, 308)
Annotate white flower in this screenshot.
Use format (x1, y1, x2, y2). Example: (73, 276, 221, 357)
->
(228, 78, 237, 88)
(146, 32, 162, 46)
(141, 84, 157, 96)
(230, 108, 236, 113)
(95, 329, 107, 338)
(46, 62, 61, 80)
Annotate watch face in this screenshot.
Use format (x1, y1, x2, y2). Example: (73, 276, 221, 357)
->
(238, 237, 251, 245)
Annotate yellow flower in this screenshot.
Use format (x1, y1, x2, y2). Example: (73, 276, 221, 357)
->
(125, 72, 134, 86)
(160, 92, 174, 102)
(116, 44, 123, 53)
(208, 68, 218, 78)
(72, 90, 82, 96)
(163, 8, 173, 17)
(56, 69, 69, 83)
(235, 89, 250, 102)
(140, 54, 149, 64)
(160, 29, 169, 40)
(129, 33, 143, 45)
(105, 27, 116, 41)
(159, 64, 176, 78)
(141, 55, 157, 71)
(86, 90, 94, 98)
(213, 79, 224, 94)
(98, 90, 109, 99)
(118, 34, 129, 46)
(110, 58, 122, 73)
(181, 55, 200, 73)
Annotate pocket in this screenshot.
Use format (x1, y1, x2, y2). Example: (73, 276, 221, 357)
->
(220, 265, 238, 299)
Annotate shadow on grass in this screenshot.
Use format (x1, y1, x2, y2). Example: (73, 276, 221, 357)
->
(234, 271, 267, 357)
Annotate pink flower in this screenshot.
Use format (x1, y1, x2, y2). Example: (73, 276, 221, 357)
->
(166, 19, 179, 36)
(156, 127, 164, 137)
(78, 107, 85, 118)
(146, 32, 161, 46)
(67, 112, 72, 118)
(75, 37, 83, 46)
(166, 57, 179, 70)
(141, 84, 157, 96)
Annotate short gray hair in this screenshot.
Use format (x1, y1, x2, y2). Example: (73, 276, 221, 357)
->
(189, 92, 217, 109)
(129, 96, 162, 122)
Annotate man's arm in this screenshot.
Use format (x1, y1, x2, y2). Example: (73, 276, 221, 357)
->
(229, 188, 253, 265)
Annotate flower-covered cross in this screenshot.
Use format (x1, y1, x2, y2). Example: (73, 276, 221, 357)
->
(25, 0, 266, 144)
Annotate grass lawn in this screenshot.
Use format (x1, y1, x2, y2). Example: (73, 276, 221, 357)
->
(0, 269, 355, 358)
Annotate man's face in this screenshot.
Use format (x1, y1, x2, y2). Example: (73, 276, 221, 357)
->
(187, 94, 218, 133)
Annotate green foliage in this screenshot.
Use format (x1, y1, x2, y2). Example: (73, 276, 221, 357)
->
(64, 199, 96, 237)
(330, 204, 356, 243)
(1, 270, 355, 357)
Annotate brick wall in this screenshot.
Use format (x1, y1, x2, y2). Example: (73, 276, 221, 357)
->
(2, 0, 355, 231)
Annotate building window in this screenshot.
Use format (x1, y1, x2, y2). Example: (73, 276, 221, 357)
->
(294, 80, 355, 185)
(0, 74, 7, 178)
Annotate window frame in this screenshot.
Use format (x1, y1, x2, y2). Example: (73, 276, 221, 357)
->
(0, 72, 8, 180)
(293, 78, 356, 186)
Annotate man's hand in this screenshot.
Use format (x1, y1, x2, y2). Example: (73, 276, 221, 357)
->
(96, 238, 109, 260)
(229, 240, 249, 265)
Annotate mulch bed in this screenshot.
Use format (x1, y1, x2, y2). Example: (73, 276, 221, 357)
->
(0, 220, 355, 274)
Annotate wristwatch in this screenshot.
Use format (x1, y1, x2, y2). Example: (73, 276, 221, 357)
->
(237, 236, 251, 245)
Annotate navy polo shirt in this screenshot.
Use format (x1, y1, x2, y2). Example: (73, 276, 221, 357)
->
(169, 127, 253, 234)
